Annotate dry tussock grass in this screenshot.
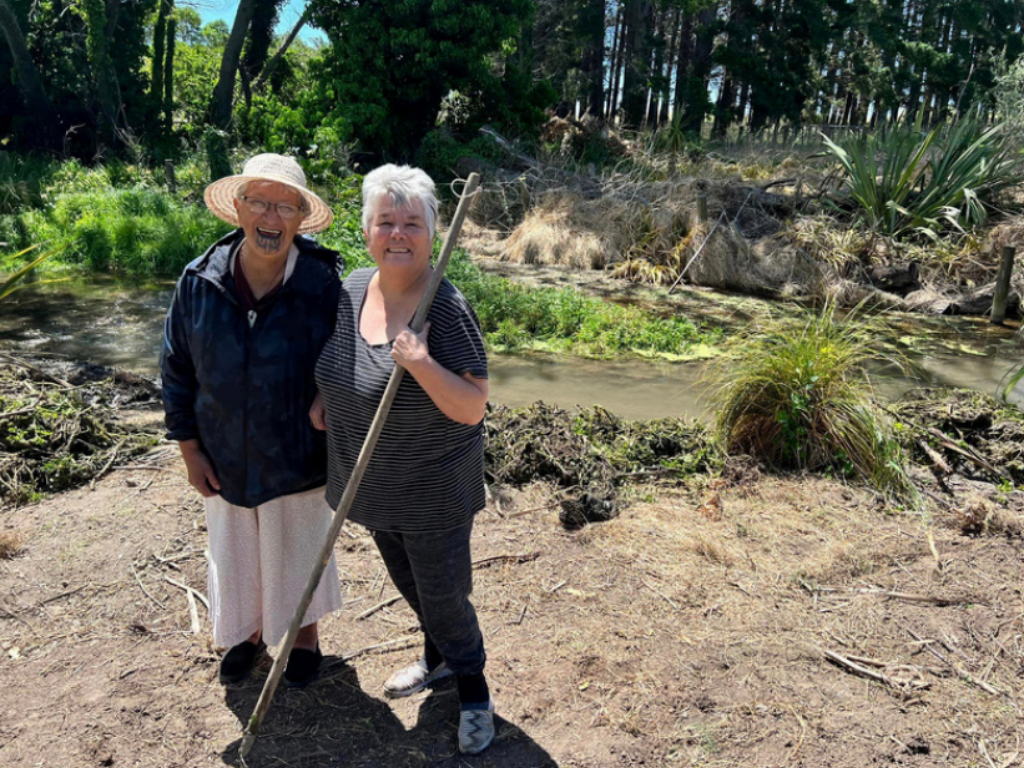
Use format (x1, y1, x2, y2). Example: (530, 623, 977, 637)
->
(499, 175, 760, 271)
(986, 216, 1024, 294)
(501, 190, 694, 271)
(501, 195, 621, 269)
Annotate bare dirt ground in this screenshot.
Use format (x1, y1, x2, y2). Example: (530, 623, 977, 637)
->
(3, 406, 1024, 768)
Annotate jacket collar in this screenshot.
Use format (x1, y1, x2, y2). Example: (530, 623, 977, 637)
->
(188, 229, 340, 297)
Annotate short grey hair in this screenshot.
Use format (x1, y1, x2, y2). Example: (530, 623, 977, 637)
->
(236, 179, 310, 214)
(361, 164, 438, 238)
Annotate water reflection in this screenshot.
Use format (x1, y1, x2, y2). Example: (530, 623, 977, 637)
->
(1, 275, 1021, 419)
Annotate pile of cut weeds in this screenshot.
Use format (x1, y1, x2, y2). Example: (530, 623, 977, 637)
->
(892, 387, 1024, 485)
(485, 402, 717, 502)
(0, 356, 159, 504)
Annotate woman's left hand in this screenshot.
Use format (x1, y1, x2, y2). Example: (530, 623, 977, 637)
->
(309, 391, 327, 431)
(391, 321, 431, 369)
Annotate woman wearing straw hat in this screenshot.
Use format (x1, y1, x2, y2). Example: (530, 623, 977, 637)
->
(312, 165, 494, 754)
(161, 153, 343, 688)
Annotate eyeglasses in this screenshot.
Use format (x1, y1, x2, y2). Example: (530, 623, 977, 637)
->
(239, 196, 303, 220)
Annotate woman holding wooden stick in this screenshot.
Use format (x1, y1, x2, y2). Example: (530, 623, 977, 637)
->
(161, 154, 343, 689)
(312, 165, 494, 754)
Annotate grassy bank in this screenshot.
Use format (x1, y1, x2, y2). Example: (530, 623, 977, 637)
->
(0, 155, 717, 359)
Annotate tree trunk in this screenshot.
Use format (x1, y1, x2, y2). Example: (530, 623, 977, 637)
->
(607, 3, 624, 119)
(672, 10, 692, 116)
(255, 7, 310, 91)
(579, 0, 606, 118)
(713, 73, 734, 139)
(242, 0, 281, 84)
(150, 0, 170, 113)
(83, 0, 120, 145)
(646, 4, 668, 126)
(0, 0, 59, 148)
(211, 0, 258, 129)
(164, 18, 176, 132)
(621, 0, 652, 128)
(660, 5, 680, 124)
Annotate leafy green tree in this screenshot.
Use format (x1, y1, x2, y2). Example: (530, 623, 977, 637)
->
(308, 0, 535, 159)
(210, 0, 257, 128)
(172, 23, 227, 141)
(0, 0, 59, 149)
(175, 7, 203, 45)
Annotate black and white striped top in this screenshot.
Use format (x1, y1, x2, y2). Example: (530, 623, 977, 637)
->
(315, 268, 488, 532)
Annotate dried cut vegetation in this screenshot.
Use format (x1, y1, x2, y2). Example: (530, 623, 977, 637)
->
(893, 387, 1024, 486)
(0, 358, 158, 504)
(2, 434, 1023, 768)
(1, 371, 1023, 766)
(486, 403, 716, 521)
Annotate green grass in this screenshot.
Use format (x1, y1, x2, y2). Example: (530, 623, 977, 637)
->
(447, 251, 715, 358)
(710, 303, 914, 500)
(16, 188, 233, 276)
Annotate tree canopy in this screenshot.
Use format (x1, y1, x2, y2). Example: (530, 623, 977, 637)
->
(1, 0, 1023, 160)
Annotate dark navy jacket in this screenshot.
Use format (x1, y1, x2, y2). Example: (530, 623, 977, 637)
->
(160, 229, 341, 508)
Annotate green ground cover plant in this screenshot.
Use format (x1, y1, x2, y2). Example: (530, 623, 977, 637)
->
(17, 189, 232, 276)
(711, 303, 913, 500)
(444, 252, 713, 358)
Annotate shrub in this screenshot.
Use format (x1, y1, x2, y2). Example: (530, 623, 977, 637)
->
(995, 55, 1024, 152)
(22, 189, 232, 277)
(710, 303, 914, 499)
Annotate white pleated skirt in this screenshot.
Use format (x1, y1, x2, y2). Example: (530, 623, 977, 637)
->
(204, 486, 343, 648)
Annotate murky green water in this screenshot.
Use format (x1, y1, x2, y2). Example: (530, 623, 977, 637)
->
(1, 275, 1021, 419)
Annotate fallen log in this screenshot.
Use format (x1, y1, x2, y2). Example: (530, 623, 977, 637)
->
(868, 261, 919, 294)
(947, 283, 1021, 318)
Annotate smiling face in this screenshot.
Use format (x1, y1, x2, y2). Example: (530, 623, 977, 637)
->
(364, 196, 433, 281)
(233, 180, 306, 262)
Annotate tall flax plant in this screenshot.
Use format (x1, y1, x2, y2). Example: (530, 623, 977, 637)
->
(822, 119, 1020, 239)
(711, 303, 914, 500)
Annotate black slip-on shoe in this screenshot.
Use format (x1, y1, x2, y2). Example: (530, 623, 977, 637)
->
(284, 644, 323, 689)
(219, 639, 266, 684)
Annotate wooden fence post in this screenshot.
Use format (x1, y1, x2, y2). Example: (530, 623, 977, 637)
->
(991, 245, 1016, 325)
(697, 192, 708, 224)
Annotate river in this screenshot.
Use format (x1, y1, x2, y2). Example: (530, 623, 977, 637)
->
(1, 275, 1021, 419)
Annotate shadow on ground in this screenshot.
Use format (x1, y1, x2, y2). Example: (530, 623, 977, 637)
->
(220, 655, 556, 768)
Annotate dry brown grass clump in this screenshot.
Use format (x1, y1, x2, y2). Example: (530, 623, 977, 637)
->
(985, 216, 1024, 295)
(950, 498, 1024, 538)
(501, 194, 622, 269)
(0, 530, 26, 559)
(501, 190, 697, 272)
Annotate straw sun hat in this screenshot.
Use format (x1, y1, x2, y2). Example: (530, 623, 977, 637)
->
(204, 153, 334, 234)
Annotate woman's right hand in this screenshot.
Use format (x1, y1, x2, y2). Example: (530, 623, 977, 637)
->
(178, 439, 221, 497)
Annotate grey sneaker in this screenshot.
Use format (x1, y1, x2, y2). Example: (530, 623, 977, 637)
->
(458, 699, 495, 755)
(383, 659, 452, 698)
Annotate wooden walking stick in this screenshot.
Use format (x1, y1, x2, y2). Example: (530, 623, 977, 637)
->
(238, 172, 481, 764)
